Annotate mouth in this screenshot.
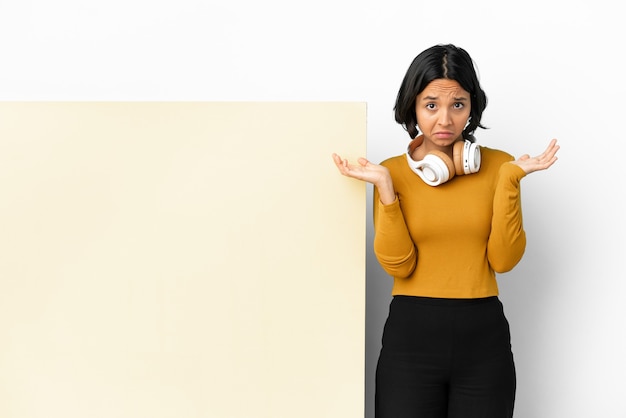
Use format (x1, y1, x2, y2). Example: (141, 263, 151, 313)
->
(433, 131, 455, 139)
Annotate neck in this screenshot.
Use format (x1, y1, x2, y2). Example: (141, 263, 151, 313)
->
(409, 135, 459, 160)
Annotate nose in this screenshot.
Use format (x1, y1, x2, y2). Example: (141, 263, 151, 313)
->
(437, 109, 452, 126)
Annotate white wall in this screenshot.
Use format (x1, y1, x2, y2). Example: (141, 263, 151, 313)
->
(1, 1, 624, 417)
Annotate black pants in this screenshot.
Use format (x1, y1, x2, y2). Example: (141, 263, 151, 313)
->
(375, 296, 516, 418)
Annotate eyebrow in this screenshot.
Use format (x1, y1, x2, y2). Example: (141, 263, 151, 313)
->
(421, 95, 469, 101)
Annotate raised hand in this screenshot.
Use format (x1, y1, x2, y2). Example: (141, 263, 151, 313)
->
(332, 153, 389, 184)
(511, 138, 560, 174)
(332, 153, 396, 204)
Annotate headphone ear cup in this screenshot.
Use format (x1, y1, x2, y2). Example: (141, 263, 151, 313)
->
(406, 150, 453, 186)
(428, 150, 456, 181)
(452, 141, 466, 176)
(453, 140, 481, 175)
(465, 141, 481, 174)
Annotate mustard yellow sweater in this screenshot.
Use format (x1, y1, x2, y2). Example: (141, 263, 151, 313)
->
(373, 146, 527, 298)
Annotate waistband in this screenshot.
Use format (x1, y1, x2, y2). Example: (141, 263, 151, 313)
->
(392, 295, 499, 307)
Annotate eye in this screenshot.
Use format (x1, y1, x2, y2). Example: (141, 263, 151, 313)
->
(453, 102, 465, 109)
(426, 103, 436, 110)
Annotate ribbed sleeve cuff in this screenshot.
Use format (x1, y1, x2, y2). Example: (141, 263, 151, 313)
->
(500, 161, 527, 183)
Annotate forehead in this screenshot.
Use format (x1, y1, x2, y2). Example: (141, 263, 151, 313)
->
(419, 79, 469, 98)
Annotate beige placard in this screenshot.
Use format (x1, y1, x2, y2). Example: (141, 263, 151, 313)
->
(0, 102, 366, 418)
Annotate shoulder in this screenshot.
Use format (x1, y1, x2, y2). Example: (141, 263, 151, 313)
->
(479, 146, 515, 171)
(480, 146, 514, 162)
(479, 146, 526, 180)
(379, 154, 414, 180)
(380, 154, 407, 169)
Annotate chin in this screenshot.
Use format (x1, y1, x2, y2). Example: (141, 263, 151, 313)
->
(434, 137, 460, 147)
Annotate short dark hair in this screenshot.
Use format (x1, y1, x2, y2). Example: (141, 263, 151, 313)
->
(393, 44, 488, 142)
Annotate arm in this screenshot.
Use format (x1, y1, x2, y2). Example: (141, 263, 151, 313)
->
(487, 162, 527, 272)
(373, 187, 418, 278)
(332, 153, 417, 277)
(488, 139, 560, 272)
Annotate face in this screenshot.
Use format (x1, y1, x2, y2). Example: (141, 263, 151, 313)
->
(415, 78, 471, 149)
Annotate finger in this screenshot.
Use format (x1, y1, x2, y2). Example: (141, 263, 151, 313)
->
(535, 140, 558, 161)
(332, 154, 353, 175)
(332, 155, 347, 171)
(337, 157, 367, 178)
(544, 138, 559, 155)
(332, 153, 347, 167)
(542, 142, 560, 160)
(357, 157, 369, 167)
(538, 150, 559, 168)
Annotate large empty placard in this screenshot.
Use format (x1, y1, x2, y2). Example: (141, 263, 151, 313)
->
(0, 102, 366, 418)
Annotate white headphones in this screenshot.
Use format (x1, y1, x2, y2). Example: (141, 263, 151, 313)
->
(406, 135, 481, 186)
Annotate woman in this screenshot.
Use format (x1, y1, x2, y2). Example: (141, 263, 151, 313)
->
(332, 44, 559, 418)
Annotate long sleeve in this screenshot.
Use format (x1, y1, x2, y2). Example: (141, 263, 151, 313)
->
(487, 162, 527, 272)
(372, 188, 417, 278)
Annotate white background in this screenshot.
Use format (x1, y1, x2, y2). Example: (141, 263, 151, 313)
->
(1, 1, 624, 417)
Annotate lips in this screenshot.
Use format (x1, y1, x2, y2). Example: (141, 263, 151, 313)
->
(433, 131, 454, 139)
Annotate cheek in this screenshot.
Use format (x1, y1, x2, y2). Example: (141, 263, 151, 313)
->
(459, 112, 471, 123)
(455, 109, 471, 124)
(415, 109, 431, 123)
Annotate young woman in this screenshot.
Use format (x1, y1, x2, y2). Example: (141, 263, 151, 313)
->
(333, 44, 559, 418)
